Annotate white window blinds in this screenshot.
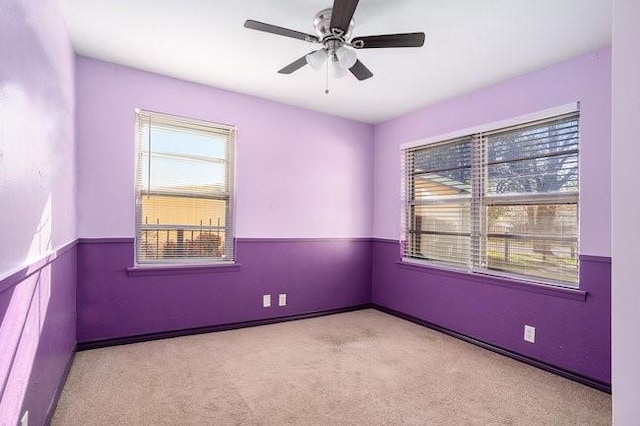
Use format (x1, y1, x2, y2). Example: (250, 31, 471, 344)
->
(403, 111, 579, 286)
(403, 137, 473, 268)
(135, 110, 235, 265)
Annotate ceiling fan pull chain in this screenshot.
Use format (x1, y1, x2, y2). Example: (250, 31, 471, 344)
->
(325, 59, 330, 94)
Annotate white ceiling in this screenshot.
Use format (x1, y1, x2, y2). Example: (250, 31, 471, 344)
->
(59, 0, 611, 124)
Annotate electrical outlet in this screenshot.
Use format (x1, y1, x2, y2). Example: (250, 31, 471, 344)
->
(524, 325, 536, 343)
(20, 411, 28, 426)
(262, 294, 271, 308)
(278, 293, 287, 306)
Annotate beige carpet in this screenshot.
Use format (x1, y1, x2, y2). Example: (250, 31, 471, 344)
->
(53, 310, 611, 425)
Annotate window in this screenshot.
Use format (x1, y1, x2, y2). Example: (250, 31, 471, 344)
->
(135, 110, 235, 265)
(402, 110, 579, 287)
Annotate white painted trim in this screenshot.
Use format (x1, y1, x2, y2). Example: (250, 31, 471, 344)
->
(134, 108, 237, 132)
(400, 102, 580, 150)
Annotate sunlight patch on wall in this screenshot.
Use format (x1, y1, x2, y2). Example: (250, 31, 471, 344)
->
(0, 82, 56, 275)
(25, 194, 52, 266)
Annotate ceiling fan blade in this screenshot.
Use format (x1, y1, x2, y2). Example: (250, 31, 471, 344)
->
(278, 51, 318, 74)
(351, 32, 426, 49)
(349, 60, 373, 81)
(244, 20, 319, 43)
(329, 0, 360, 35)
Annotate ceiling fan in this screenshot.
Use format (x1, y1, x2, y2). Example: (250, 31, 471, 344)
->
(243, 0, 425, 84)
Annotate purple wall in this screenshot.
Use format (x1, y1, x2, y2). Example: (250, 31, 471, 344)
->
(612, 0, 640, 420)
(0, 245, 77, 425)
(373, 49, 611, 257)
(372, 240, 610, 383)
(77, 239, 371, 342)
(0, 0, 77, 274)
(371, 49, 612, 384)
(0, 1, 615, 419)
(0, 0, 77, 424)
(73, 57, 374, 345)
(73, 49, 612, 385)
(75, 57, 374, 240)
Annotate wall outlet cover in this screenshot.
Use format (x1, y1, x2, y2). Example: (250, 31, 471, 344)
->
(524, 325, 536, 343)
(278, 293, 287, 306)
(262, 294, 271, 308)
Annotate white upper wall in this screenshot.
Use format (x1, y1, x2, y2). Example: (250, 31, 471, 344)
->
(0, 0, 76, 277)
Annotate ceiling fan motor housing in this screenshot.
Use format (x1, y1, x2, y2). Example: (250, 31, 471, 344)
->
(313, 8, 354, 42)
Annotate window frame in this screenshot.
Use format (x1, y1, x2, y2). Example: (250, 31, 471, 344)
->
(134, 109, 236, 267)
(401, 103, 580, 288)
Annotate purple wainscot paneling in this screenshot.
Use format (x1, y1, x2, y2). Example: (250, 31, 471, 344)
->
(0, 243, 77, 426)
(76, 238, 372, 343)
(372, 239, 611, 384)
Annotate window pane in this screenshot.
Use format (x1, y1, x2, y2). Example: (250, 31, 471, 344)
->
(140, 152, 226, 194)
(405, 138, 473, 267)
(413, 169, 471, 201)
(403, 112, 579, 287)
(412, 139, 471, 173)
(138, 229, 227, 262)
(487, 118, 578, 163)
(486, 204, 578, 284)
(486, 115, 579, 196)
(141, 195, 227, 227)
(136, 111, 234, 264)
(142, 126, 227, 159)
(406, 203, 471, 266)
(487, 152, 578, 195)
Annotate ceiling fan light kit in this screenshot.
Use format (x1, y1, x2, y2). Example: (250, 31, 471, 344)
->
(335, 46, 358, 69)
(243, 0, 426, 89)
(306, 49, 329, 71)
(331, 61, 349, 79)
